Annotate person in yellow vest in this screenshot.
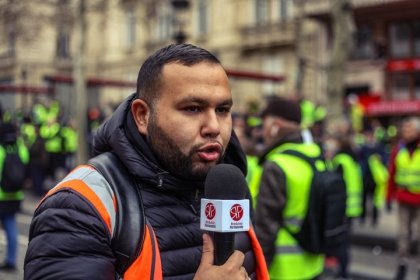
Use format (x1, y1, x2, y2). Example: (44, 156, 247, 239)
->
(20, 116, 37, 149)
(326, 134, 363, 279)
(0, 122, 29, 271)
(358, 127, 388, 227)
(28, 125, 48, 196)
(32, 100, 48, 125)
(232, 112, 263, 209)
(39, 119, 64, 181)
(60, 118, 78, 172)
(387, 117, 420, 280)
(368, 154, 388, 213)
(254, 96, 324, 280)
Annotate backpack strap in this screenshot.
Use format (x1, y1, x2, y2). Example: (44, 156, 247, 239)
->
(281, 149, 318, 170)
(88, 152, 145, 277)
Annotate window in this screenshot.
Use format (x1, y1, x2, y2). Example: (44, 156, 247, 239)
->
(0, 77, 15, 110)
(262, 53, 283, 95)
(155, 3, 173, 40)
(351, 25, 374, 60)
(197, 0, 208, 35)
(126, 9, 136, 48)
(279, 0, 293, 21)
(0, 26, 16, 56)
(390, 23, 410, 58)
(255, 0, 269, 25)
(390, 73, 410, 100)
(389, 21, 420, 58)
(56, 29, 70, 58)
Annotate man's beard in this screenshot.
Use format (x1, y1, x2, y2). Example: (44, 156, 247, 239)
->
(147, 116, 219, 180)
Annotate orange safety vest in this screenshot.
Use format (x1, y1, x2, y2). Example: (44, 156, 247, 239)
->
(41, 165, 269, 279)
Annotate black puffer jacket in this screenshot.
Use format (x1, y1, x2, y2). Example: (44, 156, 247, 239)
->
(25, 93, 256, 280)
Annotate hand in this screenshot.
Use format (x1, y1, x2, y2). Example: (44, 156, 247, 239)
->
(194, 233, 250, 280)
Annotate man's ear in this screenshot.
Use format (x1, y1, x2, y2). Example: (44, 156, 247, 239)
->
(131, 98, 149, 135)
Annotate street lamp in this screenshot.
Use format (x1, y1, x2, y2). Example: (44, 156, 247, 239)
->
(171, 0, 190, 44)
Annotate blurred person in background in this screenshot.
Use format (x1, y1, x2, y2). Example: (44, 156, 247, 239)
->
(60, 118, 78, 172)
(358, 126, 388, 227)
(387, 117, 420, 280)
(325, 132, 363, 280)
(253, 96, 325, 280)
(0, 122, 29, 271)
(232, 112, 263, 209)
(28, 125, 48, 196)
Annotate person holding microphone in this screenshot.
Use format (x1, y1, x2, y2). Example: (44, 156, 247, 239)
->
(24, 44, 268, 280)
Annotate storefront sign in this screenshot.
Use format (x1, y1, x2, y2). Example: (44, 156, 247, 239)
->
(365, 100, 420, 116)
(387, 58, 420, 72)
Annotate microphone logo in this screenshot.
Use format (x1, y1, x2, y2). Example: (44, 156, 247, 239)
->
(230, 204, 244, 221)
(205, 203, 216, 220)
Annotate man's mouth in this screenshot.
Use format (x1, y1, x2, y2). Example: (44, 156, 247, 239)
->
(196, 143, 222, 162)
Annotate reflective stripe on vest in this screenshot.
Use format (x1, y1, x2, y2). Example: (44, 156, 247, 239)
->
(269, 228, 324, 280)
(266, 143, 324, 280)
(44, 165, 116, 236)
(333, 153, 363, 217)
(395, 148, 420, 193)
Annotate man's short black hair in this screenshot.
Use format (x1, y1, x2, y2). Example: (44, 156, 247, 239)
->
(136, 43, 221, 108)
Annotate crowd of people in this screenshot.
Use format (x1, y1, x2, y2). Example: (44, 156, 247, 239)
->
(0, 43, 418, 280)
(234, 95, 419, 280)
(0, 98, 106, 272)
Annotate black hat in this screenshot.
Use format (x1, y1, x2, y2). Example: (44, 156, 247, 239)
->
(261, 96, 301, 124)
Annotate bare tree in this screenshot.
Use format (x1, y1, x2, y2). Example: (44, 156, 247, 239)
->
(325, 0, 354, 122)
(73, 0, 89, 164)
(294, 0, 306, 100)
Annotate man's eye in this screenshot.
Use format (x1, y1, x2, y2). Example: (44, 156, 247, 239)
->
(216, 107, 231, 114)
(184, 106, 201, 113)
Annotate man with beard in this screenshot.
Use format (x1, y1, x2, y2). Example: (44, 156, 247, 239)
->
(23, 44, 268, 280)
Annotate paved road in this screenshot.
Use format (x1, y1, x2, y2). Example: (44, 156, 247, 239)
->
(0, 191, 417, 280)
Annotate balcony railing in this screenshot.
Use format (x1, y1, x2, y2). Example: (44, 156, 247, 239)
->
(239, 21, 296, 50)
(303, 0, 407, 17)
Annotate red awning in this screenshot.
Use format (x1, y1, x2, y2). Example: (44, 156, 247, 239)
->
(387, 58, 420, 72)
(364, 100, 420, 116)
(0, 84, 53, 94)
(44, 75, 136, 88)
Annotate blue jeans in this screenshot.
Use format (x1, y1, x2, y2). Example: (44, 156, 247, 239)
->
(0, 214, 18, 266)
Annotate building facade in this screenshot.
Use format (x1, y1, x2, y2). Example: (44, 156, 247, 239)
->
(304, 0, 420, 117)
(0, 0, 418, 119)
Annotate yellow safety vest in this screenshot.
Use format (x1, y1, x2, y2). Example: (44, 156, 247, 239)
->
(395, 148, 420, 193)
(332, 153, 363, 218)
(246, 155, 263, 209)
(266, 143, 325, 280)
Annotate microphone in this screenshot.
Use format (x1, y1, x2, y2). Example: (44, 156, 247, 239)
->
(200, 163, 250, 265)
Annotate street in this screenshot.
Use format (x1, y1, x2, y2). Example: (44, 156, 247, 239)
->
(0, 191, 417, 280)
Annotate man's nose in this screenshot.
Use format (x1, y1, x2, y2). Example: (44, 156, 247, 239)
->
(201, 111, 220, 138)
